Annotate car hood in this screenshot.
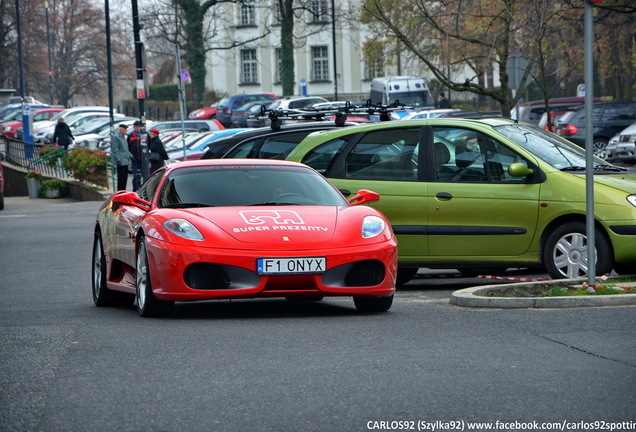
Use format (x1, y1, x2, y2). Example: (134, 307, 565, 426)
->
(187, 206, 339, 244)
(594, 173, 636, 194)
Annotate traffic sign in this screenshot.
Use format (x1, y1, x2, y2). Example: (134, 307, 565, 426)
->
(180, 69, 190, 82)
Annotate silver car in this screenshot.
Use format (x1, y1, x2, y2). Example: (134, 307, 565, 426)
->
(606, 121, 636, 164)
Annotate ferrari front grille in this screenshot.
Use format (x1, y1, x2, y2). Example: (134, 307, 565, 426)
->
(344, 260, 385, 286)
(184, 263, 231, 290)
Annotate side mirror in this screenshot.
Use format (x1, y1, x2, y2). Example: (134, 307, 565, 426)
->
(348, 189, 380, 206)
(508, 163, 534, 177)
(111, 191, 151, 211)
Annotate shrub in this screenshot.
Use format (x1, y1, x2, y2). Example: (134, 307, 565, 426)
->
(25, 170, 44, 181)
(39, 144, 65, 167)
(40, 178, 66, 194)
(63, 147, 109, 181)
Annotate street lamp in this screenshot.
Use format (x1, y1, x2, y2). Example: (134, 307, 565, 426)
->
(44, 0, 54, 104)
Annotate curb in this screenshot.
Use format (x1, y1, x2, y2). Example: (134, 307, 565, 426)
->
(450, 278, 636, 309)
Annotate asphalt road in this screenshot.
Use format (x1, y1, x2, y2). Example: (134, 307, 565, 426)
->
(0, 197, 634, 432)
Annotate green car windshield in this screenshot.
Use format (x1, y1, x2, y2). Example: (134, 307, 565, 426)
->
(494, 123, 607, 170)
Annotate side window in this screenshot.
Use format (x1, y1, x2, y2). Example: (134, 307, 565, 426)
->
(345, 128, 420, 181)
(137, 169, 165, 202)
(257, 131, 314, 159)
(225, 138, 261, 158)
(301, 137, 350, 174)
(433, 127, 527, 183)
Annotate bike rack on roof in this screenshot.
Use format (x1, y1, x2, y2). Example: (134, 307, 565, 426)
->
(251, 100, 413, 131)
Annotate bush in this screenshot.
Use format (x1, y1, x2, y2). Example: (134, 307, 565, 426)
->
(63, 148, 109, 181)
(25, 170, 43, 181)
(40, 178, 66, 194)
(39, 144, 64, 167)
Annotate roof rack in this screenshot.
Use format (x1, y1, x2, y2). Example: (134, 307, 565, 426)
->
(252, 100, 413, 131)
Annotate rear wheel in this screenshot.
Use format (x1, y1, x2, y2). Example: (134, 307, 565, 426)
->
(136, 237, 174, 317)
(92, 231, 134, 306)
(543, 221, 613, 279)
(353, 294, 393, 312)
(593, 138, 609, 159)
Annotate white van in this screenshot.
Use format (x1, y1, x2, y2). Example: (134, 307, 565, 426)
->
(369, 76, 434, 108)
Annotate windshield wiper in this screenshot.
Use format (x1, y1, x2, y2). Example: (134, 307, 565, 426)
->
(559, 166, 586, 171)
(249, 202, 299, 206)
(163, 203, 210, 208)
(594, 164, 627, 172)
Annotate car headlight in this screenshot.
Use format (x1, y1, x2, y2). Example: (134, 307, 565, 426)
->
(362, 215, 386, 238)
(163, 218, 204, 240)
(627, 195, 636, 208)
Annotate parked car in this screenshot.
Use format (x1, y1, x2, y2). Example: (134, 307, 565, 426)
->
(267, 96, 329, 112)
(555, 101, 636, 159)
(188, 103, 218, 120)
(150, 119, 223, 132)
(0, 103, 51, 122)
(400, 109, 460, 120)
(215, 93, 278, 127)
(538, 110, 571, 133)
(168, 128, 249, 161)
(285, 117, 636, 283)
(92, 159, 397, 317)
(37, 112, 114, 144)
(1, 108, 63, 139)
(31, 106, 112, 133)
(606, 121, 636, 165)
(230, 101, 269, 128)
(198, 121, 358, 161)
(512, 97, 598, 125)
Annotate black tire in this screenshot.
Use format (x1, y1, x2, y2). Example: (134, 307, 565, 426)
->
(0, 192, 4, 210)
(353, 294, 393, 312)
(396, 268, 418, 286)
(593, 138, 609, 159)
(543, 221, 613, 279)
(136, 237, 174, 317)
(92, 231, 134, 306)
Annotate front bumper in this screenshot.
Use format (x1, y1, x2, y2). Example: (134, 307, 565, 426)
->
(145, 237, 398, 302)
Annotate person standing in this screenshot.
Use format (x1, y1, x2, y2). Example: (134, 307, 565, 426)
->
(148, 128, 169, 174)
(127, 120, 144, 190)
(110, 124, 133, 191)
(438, 92, 452, 109)
(51, 117, 74, 150)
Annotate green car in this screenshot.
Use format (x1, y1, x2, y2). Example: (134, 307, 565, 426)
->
(286, 118, 636, 283)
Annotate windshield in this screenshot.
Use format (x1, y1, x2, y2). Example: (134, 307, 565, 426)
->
(494, 124, 607, 170)
(159, 165, 348, 208)
(389, 91, 434, 108)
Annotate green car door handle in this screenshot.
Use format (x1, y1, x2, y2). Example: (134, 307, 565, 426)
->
(435, 192, 453, 200)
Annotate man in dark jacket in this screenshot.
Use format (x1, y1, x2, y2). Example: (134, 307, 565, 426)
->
(127, 120, 144, 190)
(52, 117, 74, 150)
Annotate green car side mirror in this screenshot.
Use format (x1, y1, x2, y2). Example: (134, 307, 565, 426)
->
(508, 163, 534, 177)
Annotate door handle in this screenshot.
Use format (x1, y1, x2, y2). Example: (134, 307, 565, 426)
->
(435, 192, 453, 200)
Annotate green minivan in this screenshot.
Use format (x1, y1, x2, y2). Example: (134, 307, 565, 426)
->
(286, 118, 636, 283)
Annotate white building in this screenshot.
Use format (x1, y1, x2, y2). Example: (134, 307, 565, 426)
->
(203, 1, 397, 101)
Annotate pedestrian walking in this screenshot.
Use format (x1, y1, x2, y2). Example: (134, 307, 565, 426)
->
(51, 117, 74, 150)
(111, 124, 133, 191)
(438, 92, 451, 109)
(148, 128, 169, 174)
(127, 120, 144, 190)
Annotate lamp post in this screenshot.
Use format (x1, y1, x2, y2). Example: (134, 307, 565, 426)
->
(44, 0, 54, 104)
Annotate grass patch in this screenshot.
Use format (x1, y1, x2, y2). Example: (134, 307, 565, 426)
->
(479, 276, 636, 298)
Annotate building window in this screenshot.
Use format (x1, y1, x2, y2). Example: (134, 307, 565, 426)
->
(241, 49, 258, 84)
(272, 1, 282, 25)
(310, 0, 328, 23)
(239, 3, 256, 26)
(311, 46, 329, 81)
(363, 41, 384, 80)
(274, 48, 282, 83)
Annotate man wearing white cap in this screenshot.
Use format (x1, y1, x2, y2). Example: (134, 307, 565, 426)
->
(111, 124, 133, 191)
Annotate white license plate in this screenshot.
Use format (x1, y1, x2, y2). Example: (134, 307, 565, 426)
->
(257, 257, 326, 275)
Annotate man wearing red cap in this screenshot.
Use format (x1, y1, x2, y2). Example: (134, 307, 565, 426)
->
(148, 128, 169, 174)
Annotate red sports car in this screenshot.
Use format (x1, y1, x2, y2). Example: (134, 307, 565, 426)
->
(92, 159, 397, 317)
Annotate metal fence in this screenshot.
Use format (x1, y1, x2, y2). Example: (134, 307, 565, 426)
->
(0, 136, 113, 189)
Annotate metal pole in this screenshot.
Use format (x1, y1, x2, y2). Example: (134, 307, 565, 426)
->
(331, 0, 338, 100)
(176, 45, 187, 161)
(45, 0, 54, 104)
(584, 1, 596, 287)
(131, 0, 148, 180)
(105, 0, 115, 133)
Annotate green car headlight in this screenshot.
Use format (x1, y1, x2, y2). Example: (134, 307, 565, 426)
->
(627, 195, 636, 208)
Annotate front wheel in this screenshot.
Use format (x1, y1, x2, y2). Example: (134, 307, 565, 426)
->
(136, 237, 174, 317)
(593, 138, 609, 159)
(543, 221, 613, 279)
(353, 294, 393, 313)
